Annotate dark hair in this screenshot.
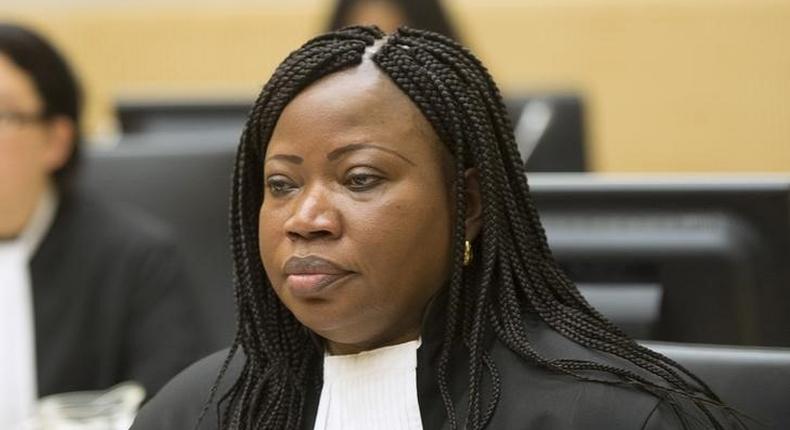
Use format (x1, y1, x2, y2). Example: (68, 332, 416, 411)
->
(0, 23, 82, 192)
(208, 26, 742, 429)
(327, 0, 460, 41)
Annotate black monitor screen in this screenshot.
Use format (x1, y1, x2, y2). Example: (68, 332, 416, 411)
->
(529, 174, 790, 346)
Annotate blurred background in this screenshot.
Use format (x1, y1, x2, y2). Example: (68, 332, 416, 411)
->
(3, 0, 790, 172)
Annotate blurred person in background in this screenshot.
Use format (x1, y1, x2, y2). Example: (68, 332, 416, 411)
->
(327, 0, 459, 40)
(0, 22, 208, 427)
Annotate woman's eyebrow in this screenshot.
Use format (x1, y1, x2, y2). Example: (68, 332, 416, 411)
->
(265, 154, 303, 165)
(327, 143, 416, 166)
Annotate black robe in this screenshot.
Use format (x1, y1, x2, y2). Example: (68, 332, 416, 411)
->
(30, 189, 211, 398)
(131, 290, 738, 429)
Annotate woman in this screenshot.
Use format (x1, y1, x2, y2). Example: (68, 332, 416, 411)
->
(132, 26, 743, 429)
(0, 23, 208, 425)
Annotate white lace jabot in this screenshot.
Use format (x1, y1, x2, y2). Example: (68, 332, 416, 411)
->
(313, 339, 423, 430)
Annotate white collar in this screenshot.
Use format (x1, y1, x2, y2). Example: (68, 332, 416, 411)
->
(322, 338, 422, 380)
(315, 338, 424, 430)
(0, 185, 55, 427)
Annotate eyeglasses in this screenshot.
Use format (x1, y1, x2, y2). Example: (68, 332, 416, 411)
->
(0, 111, 46, 131)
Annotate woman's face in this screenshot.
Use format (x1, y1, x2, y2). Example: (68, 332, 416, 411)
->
(259, 61, 453, 355)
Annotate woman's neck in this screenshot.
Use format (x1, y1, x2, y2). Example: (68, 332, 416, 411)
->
(325, 327, 421, 356)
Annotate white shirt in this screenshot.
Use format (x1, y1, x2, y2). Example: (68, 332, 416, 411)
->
(313, 339, 423, 430)
(0, 187, 57, 429)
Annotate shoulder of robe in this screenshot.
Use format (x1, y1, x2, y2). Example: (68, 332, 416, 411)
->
(485, 317, 737, 429)
(131, 348, 245, 430)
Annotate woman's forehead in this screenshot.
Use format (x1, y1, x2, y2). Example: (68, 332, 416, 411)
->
(280, 61, 410, 124)
(268, 60, 440, 155)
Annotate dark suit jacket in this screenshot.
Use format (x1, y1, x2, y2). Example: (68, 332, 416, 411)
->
(132, 291, 739, 429)
(30, 189, 211, 398)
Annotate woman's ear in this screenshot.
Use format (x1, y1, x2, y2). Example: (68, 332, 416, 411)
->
(42, 115, 76, 173)
(464, 168, 482, 241)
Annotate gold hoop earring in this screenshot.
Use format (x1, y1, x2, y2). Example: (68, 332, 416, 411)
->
(463, 240, 473, 266)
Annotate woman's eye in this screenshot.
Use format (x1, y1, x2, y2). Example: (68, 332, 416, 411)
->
(266, 176, 297, 196)
(345, 172, 383, 191)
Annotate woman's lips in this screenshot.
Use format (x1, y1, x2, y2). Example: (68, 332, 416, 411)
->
(283, 255, 353, 297)
(286, 273, 352, 297)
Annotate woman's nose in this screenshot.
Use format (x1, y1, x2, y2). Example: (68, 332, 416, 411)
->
(283, 186, 341, 241)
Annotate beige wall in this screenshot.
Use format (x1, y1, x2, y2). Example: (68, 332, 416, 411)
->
(3, 0, 789, 171)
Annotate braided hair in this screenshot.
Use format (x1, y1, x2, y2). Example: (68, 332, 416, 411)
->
(206, 26, 743, 430)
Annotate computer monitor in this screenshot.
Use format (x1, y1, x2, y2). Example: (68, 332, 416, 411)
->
(115, 98, 251, 136)
(503, 93, 587, 172)
(79, 136, 238, 347)
(528, 174, 790, 346)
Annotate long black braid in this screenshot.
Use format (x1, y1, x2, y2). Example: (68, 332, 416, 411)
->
(203, 25, 744, 430)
